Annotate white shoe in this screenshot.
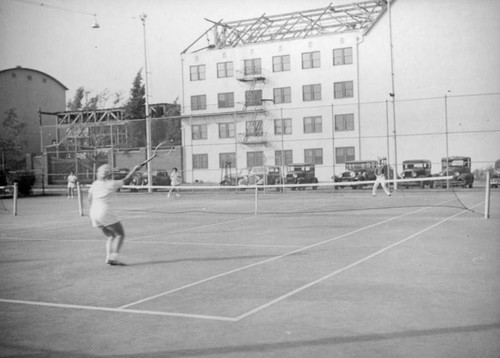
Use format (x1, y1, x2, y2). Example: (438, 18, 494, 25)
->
(176, 194, 180, 197)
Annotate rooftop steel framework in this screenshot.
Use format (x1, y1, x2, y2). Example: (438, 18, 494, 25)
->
(182, 1, 388, 54)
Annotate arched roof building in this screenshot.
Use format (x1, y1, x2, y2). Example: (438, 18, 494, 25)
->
(0, 66, 67, 154)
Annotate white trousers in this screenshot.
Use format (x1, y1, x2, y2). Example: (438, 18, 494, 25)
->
(372, 175, 391, 195)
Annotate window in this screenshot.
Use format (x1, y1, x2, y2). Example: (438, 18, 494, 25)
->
(244, 58, 262, 75)
(303, 84, 321, 101)
(335, 113, 355, 131)
(274, 118, 292, 135)
(275, 150, 293, 166)
(190, 65, 206, 81)
(191, 95, 207, 110)
(333, 47, 353, 66)
(304, 116, 322, 133)
(246, 120, 263, 137)
(247, 151, 264, 167)
(218, 92, 234, 108)
(218, 122, 235, 138)
(217, 61, 233, 78)
(192, 124, 207, 140)
(336, 147, 355, 164)
(305, 148, 323, 165)
(302, 51, 320, 69)
(245, 90, 262, 106)
(193, 154, 208, 169)
(219, 152, 236, 168)
(273, 87, 291, 104)
(334, 81, 354, 99)
(273, 55, 290, 72)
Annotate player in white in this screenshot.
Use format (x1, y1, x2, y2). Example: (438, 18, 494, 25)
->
(67, 171, 77, 198)
(372, 160, 392, 196)
(88, 164, 140, 266)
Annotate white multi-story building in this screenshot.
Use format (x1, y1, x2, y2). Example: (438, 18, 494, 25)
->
(180, 0, 500, 184)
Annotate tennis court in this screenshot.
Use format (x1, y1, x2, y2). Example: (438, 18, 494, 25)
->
(1, 184, 499, 357)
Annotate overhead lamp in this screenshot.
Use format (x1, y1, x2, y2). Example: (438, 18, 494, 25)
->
(92, 14, 100, 29)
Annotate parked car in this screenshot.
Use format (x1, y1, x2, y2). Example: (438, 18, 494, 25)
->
(401, 159, 433, 188)
(435, 156, 474, 188)
(489, 159, 500, 188)
(237, 166, 282, 190)
(112, 168, 130, 180)
(339, 160, 377, 189)
(285, 163, 318, 190)
(152, 170, 171, 186)
(130, 170, 171, 191)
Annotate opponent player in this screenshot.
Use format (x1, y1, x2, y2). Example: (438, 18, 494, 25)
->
(67, 171, 77, 198)
(88, 164, 140, 266)
(167, 167, 182, 198)
(372, 159, 392, 196)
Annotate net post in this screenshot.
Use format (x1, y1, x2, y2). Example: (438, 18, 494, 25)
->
(77, 182, 84, 216)
(13, 183, 18, 216)
(254, 186, 258, 216)
(484, 172, 490, 219)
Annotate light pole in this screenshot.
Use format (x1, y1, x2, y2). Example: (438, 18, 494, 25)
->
(388, 0, 398, 190)
(444, 91, 451, 189)
(140, 13, 153, 193)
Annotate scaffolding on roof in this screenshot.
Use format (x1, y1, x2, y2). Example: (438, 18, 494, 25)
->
(182, 1, 388, 54)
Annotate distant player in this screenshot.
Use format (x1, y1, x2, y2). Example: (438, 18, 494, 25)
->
(88, 164, 140, 266)
(167, 167, 182, 198)
(67, 171, 77, 198)
(372, 159, 391, 196)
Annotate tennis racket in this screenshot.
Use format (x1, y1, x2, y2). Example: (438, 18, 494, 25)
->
(139, 140, 171, 168)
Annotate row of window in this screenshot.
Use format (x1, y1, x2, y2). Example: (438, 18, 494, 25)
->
(192, 146, 356, 169)
(191, 114, 355, 140)
(191, 81, 354, 110)
(190, 47, 353, 81)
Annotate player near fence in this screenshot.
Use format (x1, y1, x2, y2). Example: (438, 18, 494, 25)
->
(67, 171, 77, 199)
(372, 159, 392, 196)
(167, 167, 181, 198)
(88, 164, 140, 266)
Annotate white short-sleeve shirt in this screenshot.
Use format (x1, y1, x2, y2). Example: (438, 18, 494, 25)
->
(88, 180, 123, 227)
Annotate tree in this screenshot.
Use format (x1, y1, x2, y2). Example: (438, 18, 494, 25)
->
(123, 70, 146, 147)
(0, 109, 27, 171)
(67, 86, 85, 110)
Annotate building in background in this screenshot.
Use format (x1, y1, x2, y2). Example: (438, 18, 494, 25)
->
(180, 0, 500, 184)
(0, 66, 67, 155)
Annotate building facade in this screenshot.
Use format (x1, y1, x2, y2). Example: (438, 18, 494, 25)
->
(0, 66, 67, 155)
(180, 0, 500, 184)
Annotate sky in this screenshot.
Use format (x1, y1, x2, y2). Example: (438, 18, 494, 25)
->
(0, 0, 343, 107)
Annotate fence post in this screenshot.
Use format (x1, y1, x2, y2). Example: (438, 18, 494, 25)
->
(13, 183, 18, 216)
(77, 183, 84, 216)
(484, 172, 490, 219)
(254, 186, 258, 216)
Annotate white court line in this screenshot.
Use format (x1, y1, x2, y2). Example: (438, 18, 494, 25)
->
(0, 298, 236, 322)
(119, 201, 453, 310)
(0, 197, 478, 321)
(234, 203, 482, 321)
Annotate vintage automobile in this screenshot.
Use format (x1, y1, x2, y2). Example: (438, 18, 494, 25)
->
(435, 156, 474, 188)
(285, 163, 319, 190)
(489, 159, 500, 188)
(112, 168, 130, 180)
(401, 159, 433, 188)
(152, 170, 172, 186)
(237, 166, 282, 190)
(339, 160, 377, 189)
(130, 170, 171, 191)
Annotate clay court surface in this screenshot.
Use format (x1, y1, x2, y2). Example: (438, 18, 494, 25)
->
(1, 185, 499, 357)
